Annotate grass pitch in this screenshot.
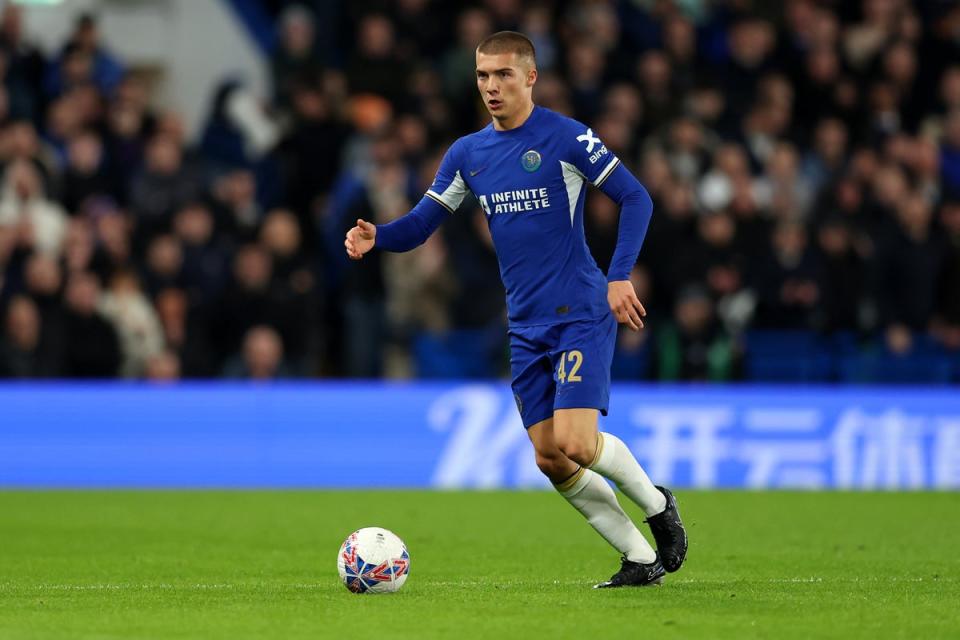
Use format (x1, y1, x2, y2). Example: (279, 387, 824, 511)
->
(0, 491, 957, 639)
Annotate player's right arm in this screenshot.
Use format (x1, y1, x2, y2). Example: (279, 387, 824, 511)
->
(344, 140, 469, 260)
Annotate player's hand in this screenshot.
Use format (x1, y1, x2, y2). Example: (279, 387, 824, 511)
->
(608, 280, 646, 331)
(344, 219, 376, 260)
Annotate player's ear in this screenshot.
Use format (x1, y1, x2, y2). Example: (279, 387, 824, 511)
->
(527, 66, 537, 87)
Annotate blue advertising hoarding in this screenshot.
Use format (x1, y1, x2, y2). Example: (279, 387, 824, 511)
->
(1, 383, 958, 489)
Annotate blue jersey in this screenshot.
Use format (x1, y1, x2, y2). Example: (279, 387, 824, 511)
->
(427, 106, 624, 327)
(375, 105, 653, 329)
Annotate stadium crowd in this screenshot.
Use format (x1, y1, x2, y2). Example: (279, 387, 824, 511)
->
(0, 0, 959, 382)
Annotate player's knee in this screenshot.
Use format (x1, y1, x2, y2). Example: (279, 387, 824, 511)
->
(534, 450, 566, 478)
(554, 432, 593, 466)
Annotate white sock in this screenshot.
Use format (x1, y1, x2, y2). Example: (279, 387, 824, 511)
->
(589, 432, 667, 517)
(555, 467, 656, 564)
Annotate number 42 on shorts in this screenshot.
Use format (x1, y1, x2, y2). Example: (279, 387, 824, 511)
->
(557, 350, 584, 384)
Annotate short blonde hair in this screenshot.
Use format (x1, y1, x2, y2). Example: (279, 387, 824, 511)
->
(476, 31, 536, 67)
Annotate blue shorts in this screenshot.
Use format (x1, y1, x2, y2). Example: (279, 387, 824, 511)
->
(508, 313, 617, 428)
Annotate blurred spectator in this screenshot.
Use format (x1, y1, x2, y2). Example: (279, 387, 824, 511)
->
(753, 142, 814, 220)
(22, 253, 65, 360)
(46, 13, 123, 97)
(942, 109, 960, 197)
(441, 8, 492, 129)
(142, 234, 185, 298)
(223, 324, 294, 380)
(99, 269, 164, 378)
(129, 135, 204, 245)
(0, 158, 67, 255)
(662, 14, 698, 93)
(337, 133, 414, 377)
(814, 217, 867, 333)
(802, 118, 849, 194)
(60, 129, 121, 213)
(60, 270, 121, 377)
(0, 4, 46, 122)
(485, 0, 521, 32)
(566, 41, 608, 122)
(346, 14, 410, 108)
(752, 220, 819, 329)
(392, 0, 450, 62)
(276, 77, 350, 231)
(635, 50, 676, 131)
(214, 243, 303, 373)
(209, 169, 262, 242)
(0, 294, 54, 377)
(144, 349, 181, 382)
(723, 18, 777, 109)
(102, 82, 152, 185)
(611, 265, 654, 380)
(201, 80, 282, 170)
(520, 4, 557, 72)
(643, 179, 697, 303)
(90, 201, 132, 278)
(154, 287, 214, 378)
(674, 210, 743, 304)
(270, 5, 322, 111)
(259, 208, 315, 295)
(656, 284, 737, 381)
(62, 218, 95, 275)
(932, 199, 960, 350)
(260, 207, 319, 367)
(874, 193, 943, 351)
(171, 203, 231, 304)
(2, 119, 57, 181)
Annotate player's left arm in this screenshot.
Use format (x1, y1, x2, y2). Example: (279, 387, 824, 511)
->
(597, 163, 654, 331)
(564, 120, 653, 330)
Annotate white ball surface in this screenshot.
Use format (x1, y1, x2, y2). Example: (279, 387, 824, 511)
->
(337, 527, 410, 594)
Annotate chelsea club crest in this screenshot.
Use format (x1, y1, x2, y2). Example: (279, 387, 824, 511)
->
(521, 150, 541, 172)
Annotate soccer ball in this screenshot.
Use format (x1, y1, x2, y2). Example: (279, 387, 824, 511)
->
(337, 527, 410, 594)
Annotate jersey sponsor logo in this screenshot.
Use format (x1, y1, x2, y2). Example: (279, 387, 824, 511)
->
(521, 150, 541, 172)
(469, 167, 485, 177)
(589, 145, 609, 165)
(479, 187, 550, 214)
(577, 128, 601, 153)
(478, 194, 492, 217)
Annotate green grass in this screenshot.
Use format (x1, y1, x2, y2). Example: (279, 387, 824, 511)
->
(0, 491, 958, 639)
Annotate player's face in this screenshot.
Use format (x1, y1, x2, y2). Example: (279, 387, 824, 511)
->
(476, 51, 536, 129)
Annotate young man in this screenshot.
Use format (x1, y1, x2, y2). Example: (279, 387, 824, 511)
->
(345, 31, 687, 588)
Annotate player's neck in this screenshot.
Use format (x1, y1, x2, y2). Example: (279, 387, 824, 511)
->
(493, 101, 536, 131)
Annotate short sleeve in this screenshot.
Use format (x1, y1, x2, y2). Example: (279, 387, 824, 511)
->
(425, 138, 471, 213)
(563, 119, 621, 188)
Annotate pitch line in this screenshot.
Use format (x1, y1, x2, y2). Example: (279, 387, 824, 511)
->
(0, 576, 951, 592)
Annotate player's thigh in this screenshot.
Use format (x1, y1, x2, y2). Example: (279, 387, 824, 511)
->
(552, 314, 616, 416)
(509, 330, 556, 429)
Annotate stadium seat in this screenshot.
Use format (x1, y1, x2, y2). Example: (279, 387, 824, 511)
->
(413, 328, 504, 379)
(611, 340, 653, 380)
(744, 330, 834, 382)
(838, 335, 954, 384)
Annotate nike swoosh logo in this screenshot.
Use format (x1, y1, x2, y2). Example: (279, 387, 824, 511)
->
(469, 167, 485, 177)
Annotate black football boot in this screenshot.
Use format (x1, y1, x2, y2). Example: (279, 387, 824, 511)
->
(644, 486, 687, 573)
(593, 554, 665, 589)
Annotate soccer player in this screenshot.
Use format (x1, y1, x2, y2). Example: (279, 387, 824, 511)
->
(345, 31, 687, 588)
